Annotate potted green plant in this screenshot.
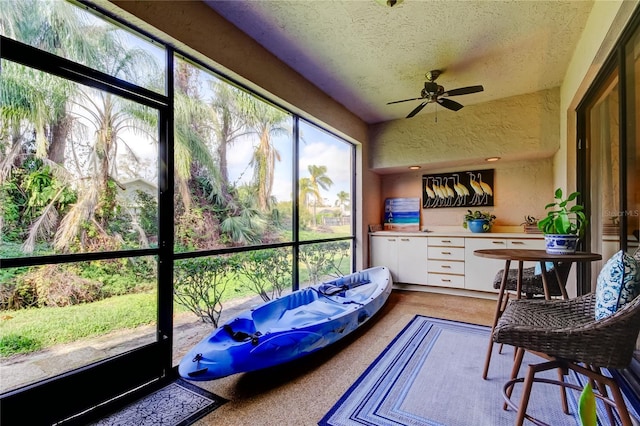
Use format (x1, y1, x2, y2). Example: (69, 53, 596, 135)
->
(537, 188, 588, 254)
(463, 210, 496, 233)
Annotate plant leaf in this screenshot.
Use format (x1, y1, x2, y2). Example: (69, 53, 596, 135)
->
(567, 191, 579, 202)
(579, 382, 597, 426)
(555, 188, 563, 199)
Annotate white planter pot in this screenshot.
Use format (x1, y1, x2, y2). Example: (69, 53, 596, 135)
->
(544, 234, 579, 254)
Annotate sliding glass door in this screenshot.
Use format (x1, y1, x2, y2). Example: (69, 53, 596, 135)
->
(0, 1, 171, 421)
(578, 9, 640, 403)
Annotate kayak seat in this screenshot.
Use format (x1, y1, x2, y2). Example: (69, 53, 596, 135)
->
(277, 300, 349, 327)
(287, 288, 319, 310)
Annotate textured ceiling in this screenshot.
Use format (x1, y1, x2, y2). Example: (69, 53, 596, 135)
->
(205, 0, 594, 124)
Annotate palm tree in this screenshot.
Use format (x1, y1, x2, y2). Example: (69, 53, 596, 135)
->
(297, 177, 314, 228)
(2, 1, 162, 252)
(174, 61, 267, 246)
(0, 0, 95, 166)
(335, 190, 350, 224)
(208, 81, 252, 191)
(306, 165, 333, 227)
(173, 60, 219, 211)
(239, 95, 289, 212)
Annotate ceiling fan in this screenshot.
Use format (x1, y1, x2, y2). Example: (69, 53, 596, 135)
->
(387, 70, 484, 118)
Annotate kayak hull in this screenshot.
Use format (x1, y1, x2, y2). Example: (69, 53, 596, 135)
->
(178, 266, 392, 381)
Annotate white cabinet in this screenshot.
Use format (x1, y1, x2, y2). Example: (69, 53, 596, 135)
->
(370, 235, 397, 272)
(464, 238, 507, 292)
(370, 233, 545, 293)
(370, 235, 427, 284)
(464, 237, 545, 292)
(427, 237, 465, 289)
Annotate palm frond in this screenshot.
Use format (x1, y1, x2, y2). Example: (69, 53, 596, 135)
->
(53, 181, 99, 252)
(22, 201, 59, 253)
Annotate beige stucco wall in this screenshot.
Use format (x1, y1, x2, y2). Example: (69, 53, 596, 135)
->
(368, 88, 560, 230)
(378, 158, 554, 229)
(370, 0, 639, 243)
(369, 88, 560, 173)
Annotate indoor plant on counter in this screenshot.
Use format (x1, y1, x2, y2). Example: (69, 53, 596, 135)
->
(537, 188, 588, 254)
(463, 210, 496, 233)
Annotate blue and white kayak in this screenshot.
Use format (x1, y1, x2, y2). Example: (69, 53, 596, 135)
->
(178, 266, 392, 381)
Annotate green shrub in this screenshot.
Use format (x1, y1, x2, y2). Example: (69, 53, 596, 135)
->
(0, 278, 38, 310)
(19, 264, 102, 307)
(174, 255, 241, 326)
(237, 248, 292, 301)
(299, 241, 351, 285)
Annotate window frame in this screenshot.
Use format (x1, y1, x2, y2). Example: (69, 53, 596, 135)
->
(0, 1, 356, 423)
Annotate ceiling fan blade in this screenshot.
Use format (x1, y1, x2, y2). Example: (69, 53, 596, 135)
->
(437, 98, 464, 111)
(387, 97, 423, 105)
(406, 102, 428, 118)
(442, 85, 484, 97)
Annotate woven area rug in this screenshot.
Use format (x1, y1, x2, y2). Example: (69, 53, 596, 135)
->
(90, 378, 226, 426)
(319, 315, 639, 426)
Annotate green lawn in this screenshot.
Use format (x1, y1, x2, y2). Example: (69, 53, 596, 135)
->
(0, 292, 157, 356)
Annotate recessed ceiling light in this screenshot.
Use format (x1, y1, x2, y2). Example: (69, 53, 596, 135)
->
(408, 165, 421, 170)
(485, 157, 501, 162)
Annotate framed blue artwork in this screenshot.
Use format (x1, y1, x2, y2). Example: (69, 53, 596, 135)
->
(384, 198, 420, 231)
(422, 169, 494, 209)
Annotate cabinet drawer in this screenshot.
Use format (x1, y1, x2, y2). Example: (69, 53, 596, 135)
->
(428, 273, 465, 289)
(427, 237, 465, 247)
(428, 260, 465, 275)
(474, 238, 507, 248)
(507, 238, 545, 249)
(428, 246, 465, 261)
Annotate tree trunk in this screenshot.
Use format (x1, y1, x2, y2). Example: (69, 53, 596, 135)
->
(48, 114, 71, 165)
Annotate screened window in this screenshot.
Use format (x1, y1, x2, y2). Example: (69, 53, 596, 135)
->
(298, 120, 353, 241)
(1, 0, 355, 406)
(172, 56, 293, 253)
(0, 0, 166, 94)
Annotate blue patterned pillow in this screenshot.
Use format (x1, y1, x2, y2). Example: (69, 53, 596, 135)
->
(595, 250, 640, 320)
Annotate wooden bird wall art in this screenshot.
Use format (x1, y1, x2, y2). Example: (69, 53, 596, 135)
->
(422, 169, 494, 209)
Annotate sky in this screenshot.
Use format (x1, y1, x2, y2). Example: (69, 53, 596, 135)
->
(226, 120, 352, 205)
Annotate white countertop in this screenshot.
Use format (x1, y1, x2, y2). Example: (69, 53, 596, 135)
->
(369, 226, 543, 239)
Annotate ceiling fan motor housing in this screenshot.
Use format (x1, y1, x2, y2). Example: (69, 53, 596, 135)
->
(422, 82, 443, 99)
(386, 68, 483, 117)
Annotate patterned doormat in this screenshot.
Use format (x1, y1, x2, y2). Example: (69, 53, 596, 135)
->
(90, 379, 226, 426)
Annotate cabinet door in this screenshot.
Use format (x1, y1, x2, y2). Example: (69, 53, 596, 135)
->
(397, 237, 428, 284)
(370, 236, 398, 280)
(464, 238, 508, 292)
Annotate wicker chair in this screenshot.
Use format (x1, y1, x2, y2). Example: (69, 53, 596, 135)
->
(492, 263, 569, 298)
(492, 292, 640, 426)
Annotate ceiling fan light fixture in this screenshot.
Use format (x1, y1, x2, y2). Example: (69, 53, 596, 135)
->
(374, 0, 404, 7)
(387, 69, 484, 118)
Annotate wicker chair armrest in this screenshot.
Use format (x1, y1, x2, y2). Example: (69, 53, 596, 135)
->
(493, 293, 640, 368)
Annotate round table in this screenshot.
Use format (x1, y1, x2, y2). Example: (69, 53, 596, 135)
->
(474, 249, 602, 380)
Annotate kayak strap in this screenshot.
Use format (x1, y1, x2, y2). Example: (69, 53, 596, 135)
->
(319, 284, 349, 296)
(223, 324, 262, 345)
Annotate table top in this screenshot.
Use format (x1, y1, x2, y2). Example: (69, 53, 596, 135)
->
(473, 249, 602, 262)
